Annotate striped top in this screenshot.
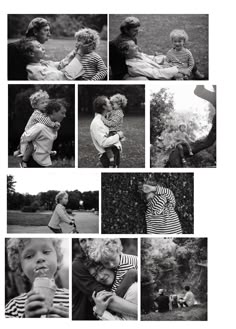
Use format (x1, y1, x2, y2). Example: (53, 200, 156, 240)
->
(25, 110, 58, 131)
(145, 186, 182, 234)
(166, 48, 194, 74)
(80, 52, 107, 80)
(102, 109, 124, 132)
(111, 253, 138, 292)
(5, 287, 69, 318)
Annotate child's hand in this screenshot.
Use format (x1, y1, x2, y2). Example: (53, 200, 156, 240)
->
(142, 184, 156, 194)
(92, 291, 114, 317)
(47, 303, 69, 318)
(25, 290, 48, 318)
(54, 122, 61, 130)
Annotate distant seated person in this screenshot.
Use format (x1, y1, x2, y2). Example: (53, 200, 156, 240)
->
(154, 289, 170, 313)
(169, 295, 179, 309)
(173, 123, 194, 165)
(119, 40, 190, 80)
(179, 286, 197, 307)
(20, 38, 84, 80)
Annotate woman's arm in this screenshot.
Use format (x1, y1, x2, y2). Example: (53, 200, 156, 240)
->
(108, 294, 137, 317)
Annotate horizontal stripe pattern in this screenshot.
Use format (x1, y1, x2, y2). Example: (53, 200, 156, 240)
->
(166, 48, 194, 72)
(80, 52, 107, 80)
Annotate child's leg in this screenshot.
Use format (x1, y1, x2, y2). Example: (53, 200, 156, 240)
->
(183, 142, 193, 155)
(176, 143, 187, 164)
(192, 63, 205, 79)
(21, 142, 34, 167)
(104, 147, 115, 168)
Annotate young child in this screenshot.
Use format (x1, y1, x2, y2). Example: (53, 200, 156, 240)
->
(74, 28, 107, 80)
(174, 123, 194, 165)
(101, 94, 127, 167)
(5, 238, 69, 318)
(14, 90, 60, 168)
(21, 39, 84, 80)
(48, 191, 76, 233)
(88, 238, 137, 292)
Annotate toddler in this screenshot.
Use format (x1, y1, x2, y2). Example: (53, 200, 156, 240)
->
(74, 28, 107, 80)
(14, 90, 60, 168)
(102, 94, 127, 167)
(5, 238, 69, 318)
(174, 123, 194, 165)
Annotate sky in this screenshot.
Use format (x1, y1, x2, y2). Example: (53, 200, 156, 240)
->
(9, 171, 100, 194)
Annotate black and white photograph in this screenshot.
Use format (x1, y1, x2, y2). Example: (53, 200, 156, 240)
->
(8, 85, 75, 168)
(150, 84, 216, 168)
(141, 238, 207, 321)
(78, 85, 145, 168)
(7, 172, 99, 233)
(102, 173, 194, 234)
(8, 14, 107, 81)
(5, 237, 69, 318)
(72, 238, 138, 320)
(109, 14, 208, 80)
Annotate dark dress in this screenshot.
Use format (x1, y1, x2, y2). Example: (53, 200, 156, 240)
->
(156, 294, 170, 312)
(8, 39, 28, 80)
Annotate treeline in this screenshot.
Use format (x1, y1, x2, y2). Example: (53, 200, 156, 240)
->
(78, 85, 145, 114)
(8, 14, 107, 38)
(8, 85, 75, 159)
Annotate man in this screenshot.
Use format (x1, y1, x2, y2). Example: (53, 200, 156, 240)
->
(179, 286, 196, 307)
(155, 289, 170, 313)
(90, 96, 124, 167)
(8, 17, 51, 80)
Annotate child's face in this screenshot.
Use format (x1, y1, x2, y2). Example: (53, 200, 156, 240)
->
(60, 194, 69, 206)
(101, 253, 120, 269)
(172, 37, 185, 50)
(30, 40, 45, 61)
(20, 239, 58, 283)
(36, 98, 49, 112)
(89, 265, 115, 286)
(179, 125, 186, 132)
(110, 100, 120, 111)
(126, 40, 139, 58)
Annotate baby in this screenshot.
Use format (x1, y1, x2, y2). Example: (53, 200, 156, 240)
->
(14, 90, 60, 168)
(101, 94, 127, 167)
(74, 28, 107, 80)
(5, 238, 69, 318)
(174, 123, 194, 165)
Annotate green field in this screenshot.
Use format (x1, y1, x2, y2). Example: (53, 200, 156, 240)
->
(78, 115, 145, 168)
(109, 14, 208, 78)
(8, 156, 75, 168)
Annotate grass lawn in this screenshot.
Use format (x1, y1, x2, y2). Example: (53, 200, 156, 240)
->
(8, 156, 75, 168)
(78, 115, 145, 168)
(109, 14, 208, 78)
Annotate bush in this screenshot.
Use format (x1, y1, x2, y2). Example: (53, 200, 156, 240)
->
(21, 206, 37, 213)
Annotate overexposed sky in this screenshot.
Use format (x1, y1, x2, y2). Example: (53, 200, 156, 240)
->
(9, 171, 100, 194)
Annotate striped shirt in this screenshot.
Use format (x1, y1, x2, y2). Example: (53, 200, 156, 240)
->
(166, 48, 194, 74)
(25, 110, 58, 131)
(102, 109, 124, 132)
(111, 253, 138, 292)
(145, 186, 182, 234)
(5, 287, 69, 318)
(80, 52, 107, 80)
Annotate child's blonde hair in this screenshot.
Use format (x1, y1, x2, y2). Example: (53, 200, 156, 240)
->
(55, 191, 68, 204)
(110, 94, 128, 110)
(74, 28, 100, 51)
(7, 238, 63, 274)
(170, 29, 189, 43)
(29, 90, 49, 109)
(88, 238, 123, 263)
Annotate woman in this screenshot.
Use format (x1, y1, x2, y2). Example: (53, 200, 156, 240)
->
(72, 238, 137, 320)
(21, 99, 67, 167)
(142, 180, 182, 234)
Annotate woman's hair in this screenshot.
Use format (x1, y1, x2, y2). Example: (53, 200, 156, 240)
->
(29, 90, 49, 109)
(45, 99, 66, 115)
(25, 17, 50, 37)
(88, 238, 123, 263)
(74, 28, 100, 51)
(55, 191, 68, 204)
(7, 238, 63, 274)
(110, 94, 128, 110)
(93, 95, 108, 114)
(120, 16, 140, 33)
(170, 29, 189, 43)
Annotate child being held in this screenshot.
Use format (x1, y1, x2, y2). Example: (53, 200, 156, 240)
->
(101, 94, 127, 167)
(174, 123, 194, 164)
(74, 28, 107, 80)
(14, 90, 60, 168)
(5, 238, 69, 318)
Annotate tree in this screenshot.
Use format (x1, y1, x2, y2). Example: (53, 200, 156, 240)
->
(7, 175, 16, 194)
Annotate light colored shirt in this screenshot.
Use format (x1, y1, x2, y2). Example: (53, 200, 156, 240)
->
(90, 114, 121, 156)
(48, 204, 72, 229)
(126, 53, 178, 80)
(21, 123, 57, 166)
(183, 291, 196, 306)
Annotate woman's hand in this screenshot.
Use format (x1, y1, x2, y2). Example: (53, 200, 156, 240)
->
(24, 290, 48, 318)
(47, 304, 69, 318)
(142, 184, 157, 194)
(92, 290, 114, 317)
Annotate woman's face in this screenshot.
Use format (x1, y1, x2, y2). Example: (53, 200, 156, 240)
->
(89, 265, 115, 286)
(35, 25, 51, 44)
(50, 107, 67, 123)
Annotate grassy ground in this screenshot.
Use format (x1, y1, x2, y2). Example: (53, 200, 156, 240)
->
(7, 210, 99, 233)
(8, 156, 75, 168)
(78, 115, 145, 168)
(141, 304, 207, 321)
(109, 14, 208, 78)
(8, 38, 107, 65)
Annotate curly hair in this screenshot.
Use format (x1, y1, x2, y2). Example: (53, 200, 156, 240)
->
(55, 191, 68, 204)
(88, 238, 123, 263)
(7, 238, 63, 275)
(170, 29, 189, 43)
(74, 28, 100, 51)
(110, 94, 128, 110)
(29, 89, 49, 109)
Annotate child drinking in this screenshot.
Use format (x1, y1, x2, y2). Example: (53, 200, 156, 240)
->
(101, 94, 127, 167)
(74, 28, 107, 80)
(5, 238, 69, 318)
(48, 191, 76, 233)
(174, 123, 194, 165)
(14, 90, 60, 168)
